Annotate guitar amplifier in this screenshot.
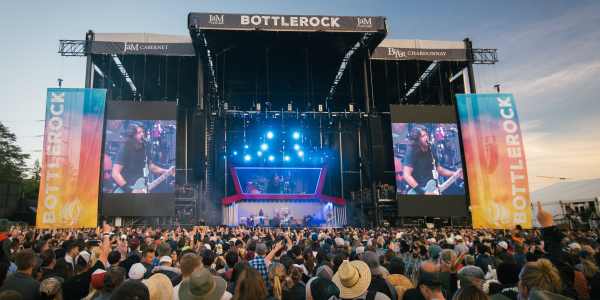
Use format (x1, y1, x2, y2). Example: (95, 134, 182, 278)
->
(264, 219, 270, 226)
(296, 220, 303, 226)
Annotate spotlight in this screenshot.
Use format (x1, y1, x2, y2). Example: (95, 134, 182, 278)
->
(261, 144, 268, 151)
(294, 144, 300, 151)
(293, 132, 300, 139)
(257, 151, 262, 156)
(244, 155, 251, 162)
(244, 145, 249, 149)
(233, 151, 237, 155)
(284, 156, 290, 161)
(267, 132, 274, 139)
(256, 103, 261, 111)
(223, 155, 226, 159)
(268, 155, 274, 161)
(298, 151, 304, 157)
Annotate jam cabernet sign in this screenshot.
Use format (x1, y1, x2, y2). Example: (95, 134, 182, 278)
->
(456, 94, 531, 229)
(37, 89, 106, 228)
(188, 13, 386, 32)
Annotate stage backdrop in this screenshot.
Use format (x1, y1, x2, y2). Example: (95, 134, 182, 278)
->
(37, 89, 106, 228)
(457, 94, 531, 229)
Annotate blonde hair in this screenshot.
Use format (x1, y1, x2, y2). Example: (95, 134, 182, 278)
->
(582, 261, 597, 279)
(268, 263, 287, 299)
(521, 259, 562, 295)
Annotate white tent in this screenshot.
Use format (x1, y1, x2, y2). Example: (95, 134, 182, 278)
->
(530, 178, 600, 227)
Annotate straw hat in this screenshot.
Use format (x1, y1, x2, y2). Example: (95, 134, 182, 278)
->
(142, 273, 174, 300)
(332, 260, 371, 299)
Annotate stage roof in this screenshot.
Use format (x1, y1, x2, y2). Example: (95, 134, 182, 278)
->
(188, 12, 387, 111)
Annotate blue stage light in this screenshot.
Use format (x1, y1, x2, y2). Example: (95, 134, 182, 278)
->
(223, 155, 226, 159)
(267, 132, 274, 139)
(257, 151, 262, 156)
(244, 145, 249, 149)
(261, 144, 268, 151)
(244, 155, 251, 161)
(284, 156, 290, 161)
(233, 151, 238, 155)
(293, 132, 300, 139)
(294, 144, 300, 150)
(268, 155, 274, 161)
(298, 151, 304, 157)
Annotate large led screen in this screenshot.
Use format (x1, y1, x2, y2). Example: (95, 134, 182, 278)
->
(390, 105, 469, 217)
(101, 101, 176, 216)
(234, 167, 322, 195)
(392, 123, 464, 195)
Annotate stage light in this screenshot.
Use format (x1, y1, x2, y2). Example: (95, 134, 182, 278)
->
(267, 132, 274, 139)
(223, 155, 226, 159)
(268, 155, 274, 161)
(288, 103, 292, 111)
(294, 144, 300, 150)
(298, 151, 304, 157)
(244, 145, 249, 149)
(244, 155, 251, 162)
(293, 132, 300, 139)
(256, 103, 261, 111)
(318, 104, 323, 112)
(257, 151, 262, 156)
(261, 144, 268, 151)
(233, 151, 237, 155)
(284, 156, 290, 161)
(349, 103, 354, 112)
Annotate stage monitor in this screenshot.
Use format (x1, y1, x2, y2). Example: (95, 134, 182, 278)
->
(234, 167, 323, 195)
(101, 101, 176, 216)
(390, 105, 468, 217)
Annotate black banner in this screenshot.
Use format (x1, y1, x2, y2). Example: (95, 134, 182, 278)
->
(372, 47, 466, 61)
(188, 13, 386, 32)
(90, 41, 195, 56)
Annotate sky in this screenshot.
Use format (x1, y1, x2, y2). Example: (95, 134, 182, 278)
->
(1, 0, 599, 192)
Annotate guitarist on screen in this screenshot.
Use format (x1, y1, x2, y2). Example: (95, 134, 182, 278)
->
(112, 121, 173, 193)
(403, 125, 461, 195)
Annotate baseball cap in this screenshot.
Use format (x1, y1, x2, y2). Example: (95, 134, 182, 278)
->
(446, 238, 454, 245)
(322, 243, 331, 255)
(569, 243, 581, 251)
(417, 272, 442, 287)
(129, 263, 146, 280)
(578, 251, 592, 259)
(498, 241, 508, 250)
(335, 238, 344, 247)
(160, 256, 173, 264)
(454, 235, 463, 241)
(360, 251, 381, 275)
(39, 277, 63, 296)
(312, 233, 319, 241)
(75, 252, 91, 267)
(355, 246, 365, 255)
(428, 238, 436, 244)
(91, 269, 106, 290)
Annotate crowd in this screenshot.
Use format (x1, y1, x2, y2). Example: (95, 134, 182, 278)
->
(0, 202, 598, 300)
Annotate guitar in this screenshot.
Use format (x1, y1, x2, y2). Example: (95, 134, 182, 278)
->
(406, 168, 462, 195)
(114, 166, 175, 193)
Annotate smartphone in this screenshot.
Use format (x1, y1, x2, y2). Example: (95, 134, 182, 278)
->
(89, 240, 100, 247)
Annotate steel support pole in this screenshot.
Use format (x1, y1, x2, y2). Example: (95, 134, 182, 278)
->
(464, 38, 477, 94)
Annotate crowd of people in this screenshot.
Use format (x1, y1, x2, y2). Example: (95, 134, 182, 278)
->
(0, 202, 598, 300)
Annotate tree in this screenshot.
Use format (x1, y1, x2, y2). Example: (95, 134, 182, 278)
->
(0, 121, 30, 182)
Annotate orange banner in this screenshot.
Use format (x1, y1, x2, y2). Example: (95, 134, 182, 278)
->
(457, 94, 531, 229)
(37, 89, 106, 228)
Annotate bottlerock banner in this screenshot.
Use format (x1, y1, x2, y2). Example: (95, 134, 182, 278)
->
(457, 94, 531, 229)
(37, 89, 106, 228)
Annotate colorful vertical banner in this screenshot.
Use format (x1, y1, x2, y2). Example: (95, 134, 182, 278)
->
(37, 89, 106, 228)
(456, 94, 531, 229)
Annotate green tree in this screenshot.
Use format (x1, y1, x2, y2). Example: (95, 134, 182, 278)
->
(0, 121, 30, 182)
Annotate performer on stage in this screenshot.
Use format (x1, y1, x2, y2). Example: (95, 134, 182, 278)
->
(249, 213, 255, 227)
(326, 210, 334, 227)
(112, 122, 174, 193)
(403, 125, 461, 195)
(259, 209, 264, 225)
(305, 214, 312, 227)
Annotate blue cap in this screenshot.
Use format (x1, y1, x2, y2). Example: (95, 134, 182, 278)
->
(322, 243, 331, 255)
(312, 233, 318, 241)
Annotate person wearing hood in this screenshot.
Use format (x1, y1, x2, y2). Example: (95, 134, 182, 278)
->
(489, 262, 521, 300)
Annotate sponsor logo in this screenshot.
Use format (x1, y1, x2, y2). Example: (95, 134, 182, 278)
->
(124, 43, 169, 53)
(357, 18, 372, 27)
(388, 48, 406, 58)
(209, 14, 225, 25)
(240, 15, 340, 28)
